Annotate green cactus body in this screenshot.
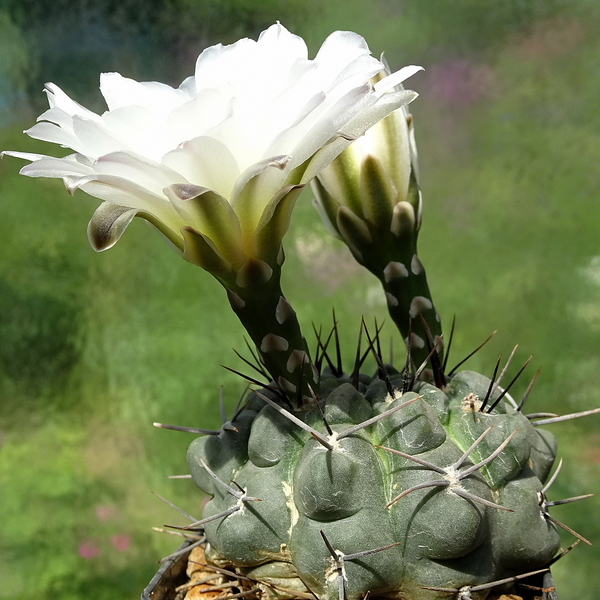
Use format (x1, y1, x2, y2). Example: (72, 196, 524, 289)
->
(187, 368, 561, 600)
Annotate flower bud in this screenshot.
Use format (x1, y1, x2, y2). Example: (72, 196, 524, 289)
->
(311, 69, 442, 370)
(312, 72, 421, 253)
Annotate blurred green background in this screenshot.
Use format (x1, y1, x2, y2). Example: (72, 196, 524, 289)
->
(1, 1, 600, 598)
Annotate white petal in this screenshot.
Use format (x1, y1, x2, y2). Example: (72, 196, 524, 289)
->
(101, 106, 170, 161)
(231, 155, 291, 237)
(201, 109, 256, 169)
(178, 75, 196, 97)
(76, 176, 185, 233)
(327, 53, 383, 92)
(36, 107, 78, 130)
(44, 82, 100, 121)
(340, 90, 418, 140)
(315, 30, 372, 65)
(100, 72, 188, 112)
(71, 115, 128, 158)
(232, 155, 291, 207)
(257, 23, 308, 61)
(25, 121, 82, 151)
(164, 90, 233, 149)
(18, 155, 94, 179)
(94, 152, 186, 195)
(261, 91, 326, 158)
(162, 136, 239, 199)
(2, 150, 56, 163)
(194, 37, 258, 91)
(286, 83, 375, 172)
(374, 65, 424, 95)
(300, 90, 415, 184)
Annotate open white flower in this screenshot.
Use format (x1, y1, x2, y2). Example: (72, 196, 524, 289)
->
(5, 23, 420, 278)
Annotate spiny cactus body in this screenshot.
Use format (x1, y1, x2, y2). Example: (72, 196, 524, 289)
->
(187, 366, 562, 600)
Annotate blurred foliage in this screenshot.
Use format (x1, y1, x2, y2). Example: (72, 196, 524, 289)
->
(2, 1, 600, 599)
(300, 0, 573, 65)
(0, 0, 323, 114)
(0, 279, 81, 398)
(0, 11, 29, 123)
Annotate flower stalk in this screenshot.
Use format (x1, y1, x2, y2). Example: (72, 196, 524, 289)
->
(224, 258, 317, 406)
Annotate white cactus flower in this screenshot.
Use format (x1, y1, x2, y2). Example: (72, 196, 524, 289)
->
(5, 23, 420, 276)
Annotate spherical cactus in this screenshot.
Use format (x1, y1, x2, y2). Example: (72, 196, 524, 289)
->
(186, 365, 565, 600)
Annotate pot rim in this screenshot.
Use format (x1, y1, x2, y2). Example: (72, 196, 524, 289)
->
(141, 539, 195, 600)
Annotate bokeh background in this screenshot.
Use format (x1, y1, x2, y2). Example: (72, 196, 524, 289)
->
(1, 1, 600, 598)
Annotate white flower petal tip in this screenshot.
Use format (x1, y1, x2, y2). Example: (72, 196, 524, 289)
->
(7, 23, 422, 267)
(2, 150, 35, 161)
(87, 203, 141, 251)
(374, 65, 424, 95)
(165, 183, 210, 201)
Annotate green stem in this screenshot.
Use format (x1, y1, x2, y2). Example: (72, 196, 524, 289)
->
(377, 250, 442, 369)
(223, 258, 318, 408)
(339, 211, 442, 369)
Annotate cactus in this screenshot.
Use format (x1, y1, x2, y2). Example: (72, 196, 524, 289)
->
(153, 56, 600, 600)
(183, 331, 596, 600)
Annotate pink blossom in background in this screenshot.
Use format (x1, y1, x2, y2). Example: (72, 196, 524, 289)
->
(78, 540, 99, 559)
(425, 59, 495, 108)
(95, 504, 119, 521)
(111, 533, 131, 552)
